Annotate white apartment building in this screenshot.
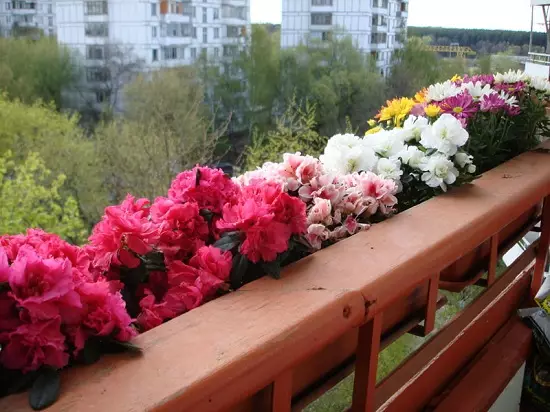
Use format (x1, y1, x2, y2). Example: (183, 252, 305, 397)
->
(55, 0, 250, 110)
(0, 0, 56, 36)
(281, 0, 409, 76)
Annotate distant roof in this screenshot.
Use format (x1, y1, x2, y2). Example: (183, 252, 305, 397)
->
(532, 0, 550, 5)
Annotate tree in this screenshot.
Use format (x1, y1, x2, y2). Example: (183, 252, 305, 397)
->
(388, 37, 441, 97)
(0, 37, 76, 108)
(245, 97, 327, 170)
(75, 42, 144, 118)
(0, 151, 88, 244)
(278, 35, 386, 136)
(0, 95, 107, 223)
(94, 68, 222, 201)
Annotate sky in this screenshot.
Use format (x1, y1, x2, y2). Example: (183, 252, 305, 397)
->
(251, 0, 546, 32)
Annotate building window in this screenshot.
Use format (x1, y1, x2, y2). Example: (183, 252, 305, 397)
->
(84, 1, 108, 15)
(214, 47, 219, 57)
(370, 32, 387, 44)
(95, 90, 111, 104)
(202, 7, 207, 23)
(163, 46, 180, 60)
(151, 2, 157, 16)
(152, 26, 157, 37)
(48, 3, 52, 13)
(192, 26, 197, 38)
(85, 22, 109, 37)
(152, 48, 158, 61)
(86, 67, 110, 82)
(222, 5, 246, 20)
(373, 0, 389, 8)
(5, 2, 10, 10)
(202, 27, 207, 42)
(214, 27, 219, 39)
(86, 45, 105, 60)
(192, 6, 195, 18)
(311, 13, 332, 25)
(164, 22, 192, 37)
(226, 25, 240, 38)
(213, 8, 219, 19)
(191, 47, 197, 59)
(312, 0, 332, 5)
(223, 45, 237, 57)
(372, 14, 386, 26)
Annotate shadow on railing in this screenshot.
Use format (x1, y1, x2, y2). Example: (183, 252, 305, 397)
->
(2, 142, 550, 412)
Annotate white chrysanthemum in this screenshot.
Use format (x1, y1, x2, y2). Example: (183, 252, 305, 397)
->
(494, 69, 529, 84)
(398, 146, 428, 170)
(363, 129, 406, 158)
(320, 134, 378, 174)
(420, 114, 469, 156)
(421, 154, 459, 191)
(402, 115, 429, 142)
(529, 76, 550, 94)
(376, 157, 403, 182)
(498, 91, 519, 107)
(425, 80, 461, 102)
(454, 152, 477, 174)
(461, 81, 493, 100)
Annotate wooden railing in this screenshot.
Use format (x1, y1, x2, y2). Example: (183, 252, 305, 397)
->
(2, 142, 550, 412)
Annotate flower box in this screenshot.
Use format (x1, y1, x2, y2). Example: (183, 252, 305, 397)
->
(1, 142, 548, 412)
(439, 203, 542, 290)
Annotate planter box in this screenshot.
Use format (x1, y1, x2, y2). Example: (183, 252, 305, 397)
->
(1, 143, 550, 412)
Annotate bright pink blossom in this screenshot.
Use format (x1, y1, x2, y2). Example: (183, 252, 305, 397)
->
(189, 246, 232, 297)
(0, 317, 68, 373)
(150, 197, 209, 259)
(168, 166, 239, 214)
(440, 92, 478, 122)
(8, 246, 82, 322)
(89, 195, 158, 272)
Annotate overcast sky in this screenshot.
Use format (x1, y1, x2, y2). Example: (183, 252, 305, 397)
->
(251, 0, 546, 32)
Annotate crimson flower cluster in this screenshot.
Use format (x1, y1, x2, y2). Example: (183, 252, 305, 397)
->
(0, 229, 135, 374)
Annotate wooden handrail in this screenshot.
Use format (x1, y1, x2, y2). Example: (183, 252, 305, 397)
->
(2, 142, 550, 411)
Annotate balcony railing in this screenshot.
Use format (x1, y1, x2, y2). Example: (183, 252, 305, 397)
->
(1, 142, 550, 411)
(528, 51, 550, 65)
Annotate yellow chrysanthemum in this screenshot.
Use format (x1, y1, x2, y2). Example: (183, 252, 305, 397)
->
(414, 89, 427, 103)
(425, 104, 442, 118)
(365, 126, 382, 135)
(376, 97, 415, 128)
(367, 119, 378, 127)
(451, 74, 463, 83)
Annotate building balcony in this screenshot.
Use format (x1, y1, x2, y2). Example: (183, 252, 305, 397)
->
(11, 7, 37, 15)
(2, 132, 549, 412)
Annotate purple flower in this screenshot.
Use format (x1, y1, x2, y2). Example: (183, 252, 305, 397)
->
(441, 92, 478, 122)
(494, 81, 526, 94)
(462, 74, 495, 86)
(480, 93, 507, 113)
(410, 103, 427, 116)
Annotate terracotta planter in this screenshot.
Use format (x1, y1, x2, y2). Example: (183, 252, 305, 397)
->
(439, 203, 542, 290)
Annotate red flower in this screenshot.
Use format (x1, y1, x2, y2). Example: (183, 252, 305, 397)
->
(72, 279, 135, 351)
(0, 246, 8, 283)
(0, 317, 68, 373)
(271, 193, 307, 235)
(89, 195, 159, 272)
(8, 246, 82, 323)
(189, 246, 232, 298)
(150, 197, 209, 259)
(240, 215, 291, 263)
(0, 293, 21, 332)
(168, 166, 239, 214)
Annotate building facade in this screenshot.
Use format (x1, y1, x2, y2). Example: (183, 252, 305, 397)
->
(54, 0, 250, 110)
(0, 0, 56, 37)
(281, 0, 408, 76)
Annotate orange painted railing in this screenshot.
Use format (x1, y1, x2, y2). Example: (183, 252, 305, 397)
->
(2, 142, 550, 411)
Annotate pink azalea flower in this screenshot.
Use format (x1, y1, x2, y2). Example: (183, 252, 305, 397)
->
(168, 166, 239, 215)
(0, 317, 68, 373)
(8, 246, 82, 322)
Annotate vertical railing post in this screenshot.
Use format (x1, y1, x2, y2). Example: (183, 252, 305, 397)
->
(487, 234, 500, 287)
(423, 273, 440, 335)
(351, 314, 383, 412)
(271, 371, 293, 412)
(532, 197, 550, 298)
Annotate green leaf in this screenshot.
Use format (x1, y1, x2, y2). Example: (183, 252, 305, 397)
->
(80, 338, 101, 365)
(29, 368, 60, 411)
(0, 282, 9, 292)
(101, 338, 143, 355)
(231, 254, 249, 289)
(262, 259, 282, 280)
(213, 231, 242, 252)
(200, 209, 214, 223)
